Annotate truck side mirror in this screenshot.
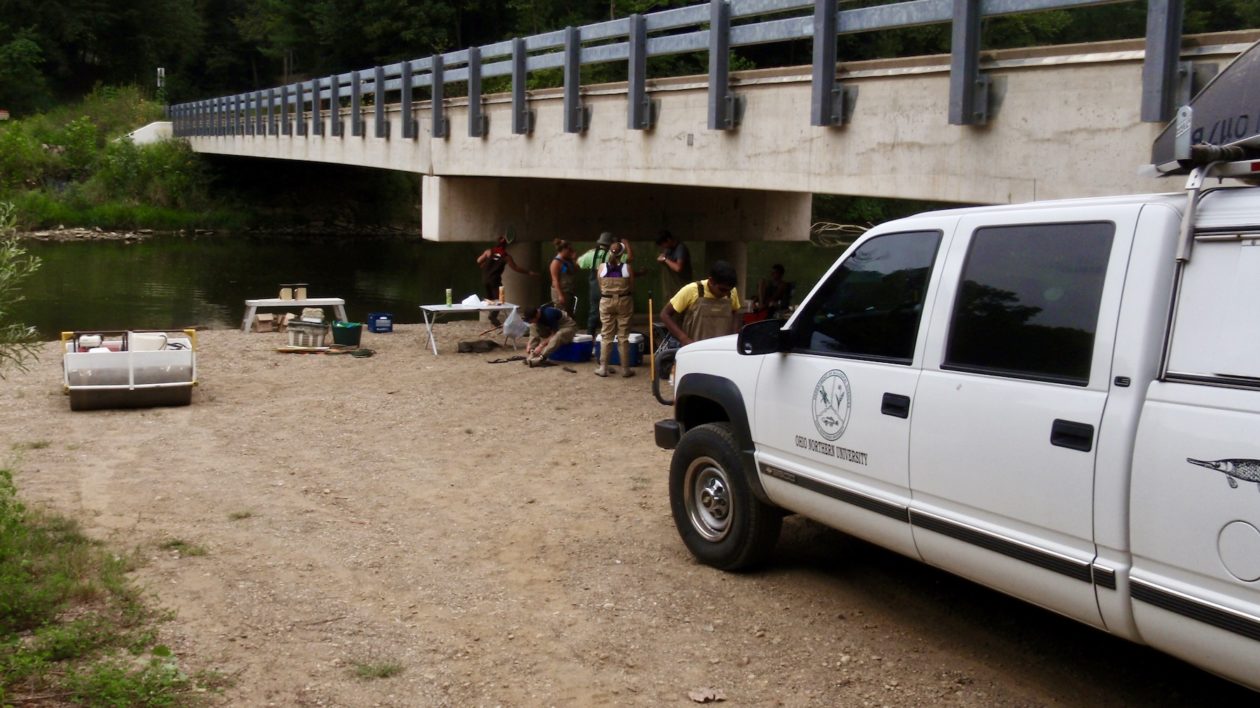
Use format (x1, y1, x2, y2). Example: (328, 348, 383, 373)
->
(738, 318, 790, 355)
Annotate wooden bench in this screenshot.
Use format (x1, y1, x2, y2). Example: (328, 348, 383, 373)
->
(241, 298, 348, 333)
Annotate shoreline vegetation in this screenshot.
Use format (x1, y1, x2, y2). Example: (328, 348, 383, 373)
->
(0, 86, 241, 233)
(0, 87, 421, 235)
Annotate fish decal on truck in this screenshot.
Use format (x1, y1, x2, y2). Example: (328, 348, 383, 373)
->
(1186, 458, 1260, 490)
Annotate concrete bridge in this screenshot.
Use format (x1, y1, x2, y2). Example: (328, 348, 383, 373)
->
(170, 0, 1257, 292)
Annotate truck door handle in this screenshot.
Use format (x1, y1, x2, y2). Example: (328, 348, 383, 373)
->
(1051, 419, 1094, 452)
(881, 393, 911, 419)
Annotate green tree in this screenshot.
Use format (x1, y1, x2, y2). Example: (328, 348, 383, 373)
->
(0, 26, 51, 115)
(0, 202, 42, 375)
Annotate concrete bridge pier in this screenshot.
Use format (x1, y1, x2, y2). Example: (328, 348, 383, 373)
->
(422, 175, 811, 308)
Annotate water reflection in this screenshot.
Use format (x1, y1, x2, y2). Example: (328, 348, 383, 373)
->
(14, 234, 838, 338)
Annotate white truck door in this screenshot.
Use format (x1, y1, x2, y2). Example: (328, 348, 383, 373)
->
(752, 229, 945, 559)
(1130, 220, 1260, 690)
(909, 212, 1132, 628)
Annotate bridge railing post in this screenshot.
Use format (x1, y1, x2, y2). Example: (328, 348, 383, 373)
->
(374, 65, 390, 139)
(512, 38, 534, 135)
(432, 55, 448, 139)
(708, 0, 742, 130)
(949, 0, 990, 126)
(266, 89, 276, 135)
(1141, 0, 1184, 122)
(351, 70, 364, 137)
(330, 76, 342, 137)
(628, 13, 656, 130)
(312, 78, 323, 136)
(295, 82, 307, 136)
(281, 85, 292, 135)
(469, 47, 487, 138)
(563, 26, 589, 133)
(401, 61, 417, 139)
(811, 0, 855, 127)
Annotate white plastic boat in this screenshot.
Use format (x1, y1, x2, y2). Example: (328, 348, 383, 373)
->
(61, 330, 198, 410)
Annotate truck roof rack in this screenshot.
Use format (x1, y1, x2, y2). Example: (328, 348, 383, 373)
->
(1151, 38, 1260, 176)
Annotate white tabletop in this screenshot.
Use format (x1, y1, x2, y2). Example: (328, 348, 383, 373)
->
(420, 302, 517, 313)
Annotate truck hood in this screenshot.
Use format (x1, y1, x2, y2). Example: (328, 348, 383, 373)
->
(679, 334, 738, 355)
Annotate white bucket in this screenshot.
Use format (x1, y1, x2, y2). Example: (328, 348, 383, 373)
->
(130, 332, 168, 351)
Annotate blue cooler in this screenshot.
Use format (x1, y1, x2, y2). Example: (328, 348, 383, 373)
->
(367, 312, 393, 333)
(594, 333, 644, 366)
(550, 334, 594, 362)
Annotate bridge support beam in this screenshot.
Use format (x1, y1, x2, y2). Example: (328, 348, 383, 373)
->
(422, 176, 809, 246)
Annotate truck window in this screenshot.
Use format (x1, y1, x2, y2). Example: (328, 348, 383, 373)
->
(792, 230, 941, 363)
(1166, 232, 1260, 385)
(943, 222, 1114, 385)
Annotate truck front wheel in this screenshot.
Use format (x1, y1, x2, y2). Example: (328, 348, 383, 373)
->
(669, 422, 781, 570)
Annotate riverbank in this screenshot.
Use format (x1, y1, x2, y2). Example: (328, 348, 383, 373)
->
(0, 325, 1244, 705)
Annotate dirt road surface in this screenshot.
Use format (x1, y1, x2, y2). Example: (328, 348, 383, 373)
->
(2, 324, 1249, 705)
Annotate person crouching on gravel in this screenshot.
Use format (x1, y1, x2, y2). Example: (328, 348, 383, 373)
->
(522, 305, 577, 367)
(595, 241, 635, 378)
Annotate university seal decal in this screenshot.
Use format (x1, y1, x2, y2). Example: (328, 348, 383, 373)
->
(812, 370, 852, 441)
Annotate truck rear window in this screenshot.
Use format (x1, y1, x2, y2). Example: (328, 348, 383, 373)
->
(1167, 232, 1260, 385)
(944, 222, 1115, 385)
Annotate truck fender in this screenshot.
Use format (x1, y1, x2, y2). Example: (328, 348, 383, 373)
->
(675, 373, 773, 506)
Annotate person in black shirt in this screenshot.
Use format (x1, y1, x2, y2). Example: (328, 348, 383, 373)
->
(521, 304, 578, 367)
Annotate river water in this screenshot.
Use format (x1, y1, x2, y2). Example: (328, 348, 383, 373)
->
(14, 233, 837, 338)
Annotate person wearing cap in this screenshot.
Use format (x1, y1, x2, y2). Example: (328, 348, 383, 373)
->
(654, 229, 692, 302)
(659, 260, 743, 347)
(594, 241, 636, 377)
(577, 232, 633, 335)
(476, 231, 537, 325)
(521, 304, 578, 367)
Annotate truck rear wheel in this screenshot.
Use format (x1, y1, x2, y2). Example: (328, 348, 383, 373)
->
(669, 422, 781, 570)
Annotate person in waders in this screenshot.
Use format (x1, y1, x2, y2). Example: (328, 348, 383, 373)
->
(594, 241, 635, 377)
(658, 260, 742, 347)
(521, 304, 578, 367)
(549, 238, 579, 316)
(476, 233, 536, 325)
(578, 232, 633, 335)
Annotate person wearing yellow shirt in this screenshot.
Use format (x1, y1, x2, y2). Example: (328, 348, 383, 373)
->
(658, 260, 742, 347)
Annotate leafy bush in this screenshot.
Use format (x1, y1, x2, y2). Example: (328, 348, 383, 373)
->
(0, 203, 41, 374)
(0, 124, 49, 193)
(57, 117, 102, 180)
(87, 140, 207, 210)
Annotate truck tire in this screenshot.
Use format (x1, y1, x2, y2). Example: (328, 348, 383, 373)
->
(670, 422, 781, 570)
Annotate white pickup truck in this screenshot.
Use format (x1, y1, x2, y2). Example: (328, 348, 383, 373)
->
(655, 47, 1260, 689)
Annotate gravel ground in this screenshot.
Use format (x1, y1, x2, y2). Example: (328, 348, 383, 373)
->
(1, 324, 1248, 706)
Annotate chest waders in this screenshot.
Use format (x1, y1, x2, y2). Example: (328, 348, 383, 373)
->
(681, 281, 735, 342)
(596, 268, 635, 377)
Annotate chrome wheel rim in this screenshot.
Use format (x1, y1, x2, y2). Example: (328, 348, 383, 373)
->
(685, 456, 732, 542)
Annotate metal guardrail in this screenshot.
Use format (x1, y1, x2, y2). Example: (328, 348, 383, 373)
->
(170, 0, 1183, 141)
